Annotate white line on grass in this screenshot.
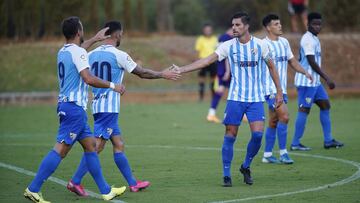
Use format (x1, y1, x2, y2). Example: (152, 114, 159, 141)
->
(0, 161, 126, 203)
(3, 143, 360, 202)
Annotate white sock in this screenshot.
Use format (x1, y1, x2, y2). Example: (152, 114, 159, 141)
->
(208, 108, 216, 116)
(279, 149, 288, 156)
(263, 152, 272, 158)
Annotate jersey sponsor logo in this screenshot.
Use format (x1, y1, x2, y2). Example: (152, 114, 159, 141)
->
(93, 93, 108, 100)
(275, 56, 288, 62)
(238, 61, 258, 67)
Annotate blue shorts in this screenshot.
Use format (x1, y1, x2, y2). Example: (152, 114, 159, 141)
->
(297, 85, 329, 108)
(223, 100, 265, 126)
(57, 102, 93, 145)
(265, 94, 288, 110)
(93, 113, 121, 140)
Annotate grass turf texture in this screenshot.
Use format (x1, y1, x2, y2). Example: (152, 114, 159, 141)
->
(0, 99, 359, 202)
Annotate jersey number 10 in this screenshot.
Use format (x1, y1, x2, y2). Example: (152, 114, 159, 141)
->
(91, 61, 112, 82)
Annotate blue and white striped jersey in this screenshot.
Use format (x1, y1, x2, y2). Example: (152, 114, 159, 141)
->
(89, 45, 137, 114)
(263, 36, 294, 95)
(215, 36, 270, 102)
(57, 44, 90, 109)
(294, 31, 321, 87)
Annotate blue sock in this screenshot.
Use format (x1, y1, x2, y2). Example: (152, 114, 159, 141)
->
(113, 152, 137, 186)
(320, 110, 333, 143)
(222, 135, 236, 177)
(84, 152, 111, 194)
(292, 111, 308, 146)
(72, 154, 88, 185)
(243, 131, 263, 168)
(264, 127, 276, 153)
(28, 150, 61, 192)
(211, 92, 222, 109)
(277, 122, 288, 150)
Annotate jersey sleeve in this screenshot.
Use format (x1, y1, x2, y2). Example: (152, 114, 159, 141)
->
(285, 39, 294, 60)
(72, 47, 90, 73)
(301, 36, 316, 56)
(260, 40, 271, 60)
(215, 41, 229, 61)
(116, 51, 137, 73)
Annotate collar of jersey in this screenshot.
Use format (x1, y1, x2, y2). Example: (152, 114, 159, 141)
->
(236, 36, 253, 45)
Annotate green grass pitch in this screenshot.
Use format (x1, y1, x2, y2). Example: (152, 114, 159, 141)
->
(0, 98, 359, 203)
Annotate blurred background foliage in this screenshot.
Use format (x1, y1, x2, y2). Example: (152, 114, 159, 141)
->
(1, 0, 359, 39)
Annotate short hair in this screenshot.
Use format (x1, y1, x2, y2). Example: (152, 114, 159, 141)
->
(262, 14, 280, 27)
(104, 21, 122, 35)
(61, 16, 82, 40)
(308, 12, 322, 23)
(231, 11, 250, 25)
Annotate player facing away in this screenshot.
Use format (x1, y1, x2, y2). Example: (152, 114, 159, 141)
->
(67, 21, 181, 196)
(24, 17, 128, 203)
(177, 12, 283, 186)
(261, 14, 313, 164)
(290, 12, 344, 150)
(206, 27, 248, 124)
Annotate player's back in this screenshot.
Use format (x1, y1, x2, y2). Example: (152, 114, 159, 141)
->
(57, 44, 89, 109)
(89, 45, 136, 114)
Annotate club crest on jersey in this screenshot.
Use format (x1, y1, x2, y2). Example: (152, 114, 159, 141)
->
(69, 132, 77, 141)
(305, 97, 312, 104)
(80, 54, 86, 59)
(251, 48, 258, 55)
(107, 128, 113, 135)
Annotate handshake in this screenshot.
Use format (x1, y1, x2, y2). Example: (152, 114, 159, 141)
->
(162, 64, 182, 81)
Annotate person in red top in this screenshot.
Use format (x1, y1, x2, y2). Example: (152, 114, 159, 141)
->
(288, 0, 309, 33)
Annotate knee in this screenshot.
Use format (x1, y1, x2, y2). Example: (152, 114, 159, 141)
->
(112, 140, 125, 152)
(96, 145, 104, 153)
(279, 113, 290, 124)
(268, 118, 278, 128)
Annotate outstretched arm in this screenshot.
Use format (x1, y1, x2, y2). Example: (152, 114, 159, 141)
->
(306, 55, 335, 89)
(288, 57, 313, 82)
(81, 27, 110, 50)
(131, 65, 180, 80)
(180, 53, 219, 73)
(266, 58, 283, 108)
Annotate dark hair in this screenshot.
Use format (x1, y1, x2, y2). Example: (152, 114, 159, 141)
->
(308, 12, 322, 23)
(231, 11, 250, 25)
(203, 23, 212, 28)
(61, 16, 82, 40)
(262, 14, 280, 27)
(104, 21, 122, 35)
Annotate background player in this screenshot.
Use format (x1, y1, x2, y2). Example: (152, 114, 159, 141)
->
(261, 14, 312, 164)
(67, 20, 180, 196)
(291, 12, 344, 150)
(288, 0, 309, 33)
(177, 12, 283, 186)
(24, 16, 127, 203)
(195, 23, 218, 101)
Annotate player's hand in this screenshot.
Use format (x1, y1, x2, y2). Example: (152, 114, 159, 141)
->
(275, 92, 283, 108)
(114, 84, 126, 95)
(305, 72, 313, 83)
(161, 64, 181, 81)
(326, 79, 336, 89)
(93, 27, 111, 42)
